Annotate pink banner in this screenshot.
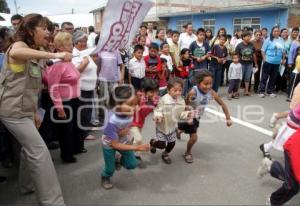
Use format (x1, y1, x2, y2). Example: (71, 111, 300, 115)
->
(92, 0, 154, 54)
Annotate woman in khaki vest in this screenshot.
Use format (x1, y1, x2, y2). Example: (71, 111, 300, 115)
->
(0, 14, 71, 206)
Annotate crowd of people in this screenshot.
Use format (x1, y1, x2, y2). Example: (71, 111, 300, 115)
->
(0, 12, 299, 206)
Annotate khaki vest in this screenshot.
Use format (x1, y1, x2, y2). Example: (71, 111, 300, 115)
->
(0, 50, 43, 119)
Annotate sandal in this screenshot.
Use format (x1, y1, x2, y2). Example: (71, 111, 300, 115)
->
(161, 152, 172, 164)
(183, 153, 193, 163)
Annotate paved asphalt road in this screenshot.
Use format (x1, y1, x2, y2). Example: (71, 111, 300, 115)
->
(1, 87, 300, 205)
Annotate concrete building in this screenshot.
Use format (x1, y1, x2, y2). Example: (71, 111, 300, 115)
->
(90, 0, 300, 34)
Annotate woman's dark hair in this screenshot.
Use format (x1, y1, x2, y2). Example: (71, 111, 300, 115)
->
(205, 28, 213, 40)
(217, 28, 227, 37)
(194, 69, 213, 84)
(155, 29, 165, 39)
(109, 85, 134, 107)
(270, 26, 280, 41)
(167, 77, 184, 90)
(142, 78, 159, 93)
(14, 13, 48, 49)
(180, 48, 190, 56)
(0, 27, 14, 52)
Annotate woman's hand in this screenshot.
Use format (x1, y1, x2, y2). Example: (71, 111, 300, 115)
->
(58, 109, 67, 119)
(55, 52, 73, 62)
(34, 112, 42, 129)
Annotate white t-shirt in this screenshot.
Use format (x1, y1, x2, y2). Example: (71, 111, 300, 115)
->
(87, 32, 98, 48)
(72, 47, 98, 91)
(160, 53, 173, 72)
(179, 32, 197, 50)
(128, 57, 146, 79)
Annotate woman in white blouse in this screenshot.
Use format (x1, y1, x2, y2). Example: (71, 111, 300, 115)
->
(72, 30, 98, 140)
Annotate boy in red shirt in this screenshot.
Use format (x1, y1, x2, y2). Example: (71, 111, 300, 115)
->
(144, 43, 162, 80)
(131, 78, 159, 167)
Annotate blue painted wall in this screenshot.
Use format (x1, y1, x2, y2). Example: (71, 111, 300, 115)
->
(167, 8, 289, 35)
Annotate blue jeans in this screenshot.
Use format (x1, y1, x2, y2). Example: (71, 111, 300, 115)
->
(258, 62, 280, 94)
(242, 63, 253, 82)
(101, 147, 137, 178)
(209, 65, 222, 92)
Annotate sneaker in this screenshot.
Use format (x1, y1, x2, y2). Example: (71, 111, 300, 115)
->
(101, 177, 113, 190)
(258, 93, 265, 98)
(269, 113, 278, 128)
(257, 157, 272, 178)
(150, 139, 156, 154)
(270, 93, 277, 98)
(0, 176, 7, 184)
(259, 144, 272, 159)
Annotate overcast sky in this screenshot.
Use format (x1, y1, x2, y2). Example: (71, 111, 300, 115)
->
(7, 0, 106, 15)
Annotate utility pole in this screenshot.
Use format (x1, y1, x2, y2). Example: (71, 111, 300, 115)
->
(14, 0, 19, 14)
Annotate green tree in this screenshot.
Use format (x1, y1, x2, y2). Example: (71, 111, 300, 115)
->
(0, 0, 10, 13)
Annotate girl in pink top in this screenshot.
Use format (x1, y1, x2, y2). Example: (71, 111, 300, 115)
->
(45, 32, 86, 163)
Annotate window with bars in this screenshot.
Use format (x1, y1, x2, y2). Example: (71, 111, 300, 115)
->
(176, 19, 192, 32)
(233, 17, 261, 32)
(203, 19, 215, 34)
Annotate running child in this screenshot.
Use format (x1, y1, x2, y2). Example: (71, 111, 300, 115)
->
(257, 127, 300, 205)
(178, 70, 232, 163)
(131, 78, 159, 166)
(150, 77, 188, 164)
(101, 85, 150, 189)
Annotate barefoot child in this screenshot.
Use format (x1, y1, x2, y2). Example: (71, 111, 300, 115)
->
(150, 77, 188, 164)
(101, 85, 150, 189)
(178, 70, 232, 163)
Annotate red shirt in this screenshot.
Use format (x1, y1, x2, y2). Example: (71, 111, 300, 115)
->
(284, 128, 300, 183)
(132, 92, 159, 128)
(144, 55, 162, 79)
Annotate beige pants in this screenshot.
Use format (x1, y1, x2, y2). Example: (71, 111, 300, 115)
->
(0, 117, 65, 206)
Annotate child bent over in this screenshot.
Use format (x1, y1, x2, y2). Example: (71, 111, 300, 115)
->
(101, 85, 150, 189)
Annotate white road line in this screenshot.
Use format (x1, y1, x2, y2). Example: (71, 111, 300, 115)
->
(206, 108, 273, 137)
